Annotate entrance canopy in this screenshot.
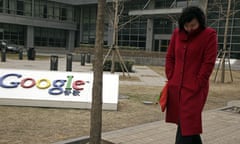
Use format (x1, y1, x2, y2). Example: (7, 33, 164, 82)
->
(129, 8, 183, 17)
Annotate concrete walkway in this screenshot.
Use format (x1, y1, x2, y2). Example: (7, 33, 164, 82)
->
(1, 56, 240, 144)
(102, 104, 240, 144)
(54, 102, 240, 144)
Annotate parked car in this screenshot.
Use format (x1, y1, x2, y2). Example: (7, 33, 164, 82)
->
(6, 43, 20, 53)
(0, 40, 20, 53)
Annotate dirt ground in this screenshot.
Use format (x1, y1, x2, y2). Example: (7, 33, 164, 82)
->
(0, 66, 239, 144)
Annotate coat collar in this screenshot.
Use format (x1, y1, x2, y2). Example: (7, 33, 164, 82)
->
(178, 27, 205, 41)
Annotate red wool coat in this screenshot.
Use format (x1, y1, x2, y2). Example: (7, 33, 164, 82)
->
(165, 27, 217, 136)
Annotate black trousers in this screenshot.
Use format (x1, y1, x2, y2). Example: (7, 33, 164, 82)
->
(175, 125, 202, 144)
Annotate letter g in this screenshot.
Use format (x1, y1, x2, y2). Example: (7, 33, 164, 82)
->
(0, 73, 22, 88)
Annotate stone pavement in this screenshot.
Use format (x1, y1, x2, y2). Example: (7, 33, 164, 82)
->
(102, 105, 240, 144)
(54, 102, 240, 144)
(1, 56, 240, 144)
(120, 65, 166, 86)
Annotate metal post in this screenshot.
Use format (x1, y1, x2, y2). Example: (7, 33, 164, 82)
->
(66, 53, 72, 71)
(81, 53, 85, 66)
(1, 45, 6, 62)
(18, 48, 23, 60)
(86, 53, 91, 63)
(50, 55, 58, 71)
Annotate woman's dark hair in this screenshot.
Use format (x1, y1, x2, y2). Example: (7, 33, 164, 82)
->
(178, 6, 206, 30)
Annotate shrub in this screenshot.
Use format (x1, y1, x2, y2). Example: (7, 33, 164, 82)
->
(103, 60, 134, 72)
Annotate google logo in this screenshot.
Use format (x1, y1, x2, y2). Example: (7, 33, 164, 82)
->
(0, 73, 88, 96)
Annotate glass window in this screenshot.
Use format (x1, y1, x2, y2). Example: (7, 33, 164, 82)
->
(24, 0, 32, 16)
(48, 3, 54, 19)
(34, 0, 47, 18)
(67, 7, 73, 21)
(43, 5, 47, 18)
(118, 4, 147, 50)
(54, 5, 60, 20)
(232, 26, 240, 35)
(32, 1, 74, 22)
(34, 27, 67, 47)
(154, 18, 173, 34)
(81, 5, 97, 44)
(0, 23, 25, 45)
(235, 10, 240, 17)
(17, 0, 24, 15)
(230, 44, 240, 58)
(60, 7, 67, 20)
(0, 0, 3, 12)
(155, 0, 175, 8)
(233, 18, 240, 26)
(34, 0, 40, 17)
(232, 36, 240, 43)
(6, 0, 16, 14)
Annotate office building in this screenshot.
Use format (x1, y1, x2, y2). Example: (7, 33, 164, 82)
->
(0, 0, 239, 58)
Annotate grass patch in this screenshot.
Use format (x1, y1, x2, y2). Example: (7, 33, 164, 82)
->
(119, 85, 161, 103)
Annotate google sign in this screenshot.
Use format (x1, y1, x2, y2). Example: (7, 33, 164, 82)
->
(0, 69, 119, 110)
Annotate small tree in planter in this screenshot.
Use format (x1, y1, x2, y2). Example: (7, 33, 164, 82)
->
(103, 60, 134, 72)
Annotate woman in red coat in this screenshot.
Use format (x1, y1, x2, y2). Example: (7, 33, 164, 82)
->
(165, 6, 218, 144)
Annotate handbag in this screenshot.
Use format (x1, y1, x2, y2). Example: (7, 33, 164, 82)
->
(157, 83, 168, 112)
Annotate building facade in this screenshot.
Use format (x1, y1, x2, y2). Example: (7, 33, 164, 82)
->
(207, 0, 240, 58)
(0, 0, 76, 51)
(0, 0, 239, 58)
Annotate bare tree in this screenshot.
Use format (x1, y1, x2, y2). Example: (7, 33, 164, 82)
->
(220, 0, 232, 83)
(211, 0, 237, 83)
(89, 0, 106, 143)
(104, 0, 131, 76)
(104, 0, 151, 76)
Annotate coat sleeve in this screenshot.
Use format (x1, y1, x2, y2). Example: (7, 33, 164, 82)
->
(165, 29, 177, 80)
(197, 29, 218, 87)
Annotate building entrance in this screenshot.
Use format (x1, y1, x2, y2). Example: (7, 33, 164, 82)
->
(153, 34, 171, 52)
(153, 39, 170, 52)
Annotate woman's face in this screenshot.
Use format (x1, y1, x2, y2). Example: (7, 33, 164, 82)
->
(184, 18, 200, 33)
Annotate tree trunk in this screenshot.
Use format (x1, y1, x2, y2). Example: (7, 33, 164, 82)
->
(89, 0, 106, 143)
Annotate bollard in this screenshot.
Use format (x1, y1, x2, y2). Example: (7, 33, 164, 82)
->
(66, 53, 72, 71)
(86, 53, 91, 63)
(18, 49, 23, 60)
(50, 55, 58, 71)
(81, 53, 85, 66)
(1, 47, 6, 62)
(27, 47, 36, 60)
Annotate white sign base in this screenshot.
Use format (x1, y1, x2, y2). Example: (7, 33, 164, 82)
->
(0, 69, 119, 110)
